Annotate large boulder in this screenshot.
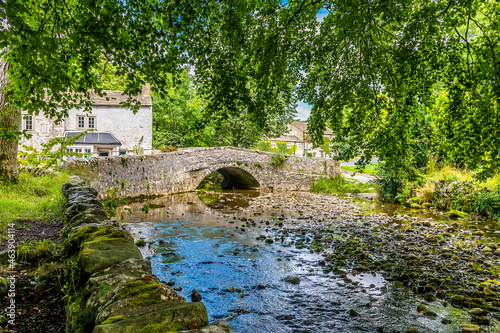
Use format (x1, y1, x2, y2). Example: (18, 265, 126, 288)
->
(92, 302, 209, 333)
(80, 239, 142, 276)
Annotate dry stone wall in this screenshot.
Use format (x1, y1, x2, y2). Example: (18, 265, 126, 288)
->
(61, 180, 233, 333)
(62, 147, 340, 198)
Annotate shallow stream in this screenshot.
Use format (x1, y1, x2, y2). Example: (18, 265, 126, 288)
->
(118, 191, 500, 333)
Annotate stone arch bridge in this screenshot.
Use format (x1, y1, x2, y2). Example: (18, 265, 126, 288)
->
(63, 147, 340, 198)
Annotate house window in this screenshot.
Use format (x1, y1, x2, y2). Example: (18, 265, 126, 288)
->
(84, 148, 92, 154)
(77, 116, 85, 129)
(298, 143, 304, 149)
(24, 115, 33, 130)
(286, 142, 292, 149)
(271, 141, 276, 148)
(88, 116, 95, 129)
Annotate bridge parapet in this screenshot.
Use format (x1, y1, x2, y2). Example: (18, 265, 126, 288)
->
(62, 146, 340, 198)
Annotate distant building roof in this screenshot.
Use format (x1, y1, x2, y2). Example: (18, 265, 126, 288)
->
(45, 87, 152, 107)
(89, 90, 152, 107)
(65, 132, 122, 146)
(271, 135, 302, 142)
(291, 121, 333, 135)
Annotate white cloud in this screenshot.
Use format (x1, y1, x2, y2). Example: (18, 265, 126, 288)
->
(296, 101, 312, 120)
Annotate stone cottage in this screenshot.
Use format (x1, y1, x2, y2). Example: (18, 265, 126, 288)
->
(269, 121, 335, 158)
(18, 87, 152, 157)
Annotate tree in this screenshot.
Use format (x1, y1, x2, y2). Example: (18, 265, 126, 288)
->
(2, 0, 499, 183)
(153, 70, 289, 148)
(0, 0, 181, 182)
(297, 0, 500, 180)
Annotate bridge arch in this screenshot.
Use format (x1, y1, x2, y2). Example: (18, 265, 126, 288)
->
(195, 164, 261, 190)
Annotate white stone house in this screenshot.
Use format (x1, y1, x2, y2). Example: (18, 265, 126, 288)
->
(269, 121, 335, 158)
(18, 88, 153, 157)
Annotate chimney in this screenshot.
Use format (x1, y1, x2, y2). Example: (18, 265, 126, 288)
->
(142, 83, 150, 96)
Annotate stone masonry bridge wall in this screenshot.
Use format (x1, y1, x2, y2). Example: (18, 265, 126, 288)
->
(62, 147, 340, 198)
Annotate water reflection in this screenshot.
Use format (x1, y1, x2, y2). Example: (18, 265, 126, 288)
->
(120, 191, 498, 333)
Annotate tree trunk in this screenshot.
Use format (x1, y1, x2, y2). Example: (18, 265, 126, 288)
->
(0, 61, 20, 183)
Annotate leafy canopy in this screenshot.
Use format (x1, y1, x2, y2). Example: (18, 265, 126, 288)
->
(1, 0, 499, 180)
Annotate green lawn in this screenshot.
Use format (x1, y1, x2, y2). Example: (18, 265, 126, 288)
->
(311, 175, 376, 195)
(341, 163, 379, 175)
(0, 171, 70, 230)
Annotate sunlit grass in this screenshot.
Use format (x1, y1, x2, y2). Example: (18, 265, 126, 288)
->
(0, 171, 70, 230)
(425, 166, 474, 183)
(311, 175, 376, 195)
(341, 163, 379, 175)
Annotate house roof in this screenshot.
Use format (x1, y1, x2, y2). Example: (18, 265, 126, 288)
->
(44, 88, 152, 107)
(271, 135, 302, 142)
(65, 132, 122, 146)
(291, 121, 333, 135)
(89, 90, 152, 107)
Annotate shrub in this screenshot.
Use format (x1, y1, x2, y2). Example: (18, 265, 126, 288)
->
(372, 173, 404, 203)
(270, 153, 286, 167)
(416, 182, 435, 203)
(160, 145, 178, 152)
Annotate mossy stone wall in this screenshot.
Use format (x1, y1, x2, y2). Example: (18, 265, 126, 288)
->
(61, 181, 232, 333)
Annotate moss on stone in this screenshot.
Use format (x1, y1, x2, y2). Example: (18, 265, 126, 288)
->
(448, 209, 469, 218)
(138, 323, 184, 333)
(119, 279, 162, 306)
(81, 247, 94, 260)
(135, 239, 147, 247)
(102, 315, 126, 325)
(64, 225, 126, 254)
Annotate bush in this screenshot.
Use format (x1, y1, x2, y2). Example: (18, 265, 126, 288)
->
(372, 173, 405, 203)
(270, 153, 286, 167)
(160, 145, 178, 152)
(254, 140, 272, 152)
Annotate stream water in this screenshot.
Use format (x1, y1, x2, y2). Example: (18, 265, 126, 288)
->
(117, 191, 500, 333)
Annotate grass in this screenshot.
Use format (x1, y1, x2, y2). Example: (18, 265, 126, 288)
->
(311, 175, 376, 195)
(0, 171, 70, 230)
(341, 163, 379, 175)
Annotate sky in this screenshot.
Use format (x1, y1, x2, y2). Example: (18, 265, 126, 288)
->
(296, 101, 312, 120)
(294, 8, 329, 121)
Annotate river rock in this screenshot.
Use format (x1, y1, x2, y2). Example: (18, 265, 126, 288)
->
(483, 287, 496, 296)
(451, 295, 465, 302)
(416, 304, 426, 312)
(470, 308, 483, 315)
(448, 210, 468, 218)
(191, 289, 202, 302)
(179, 321, 234, 333)
(460, 323, 481, 332)
(284, 276, 300, 284)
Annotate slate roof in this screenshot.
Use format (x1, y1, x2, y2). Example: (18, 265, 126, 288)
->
(271, 135, 303, 142)
(65, 132, 122, 146)
(45, 89, 152, 107)
(89, 90, 152, 107)
(291, 121, 333, 135)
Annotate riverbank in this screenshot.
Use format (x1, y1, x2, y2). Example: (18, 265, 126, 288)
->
(0, 220, 66, 332)
(0, 171, 70, 332)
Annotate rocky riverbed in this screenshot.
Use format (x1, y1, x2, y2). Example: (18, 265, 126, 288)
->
(120, 190, 500, 332)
